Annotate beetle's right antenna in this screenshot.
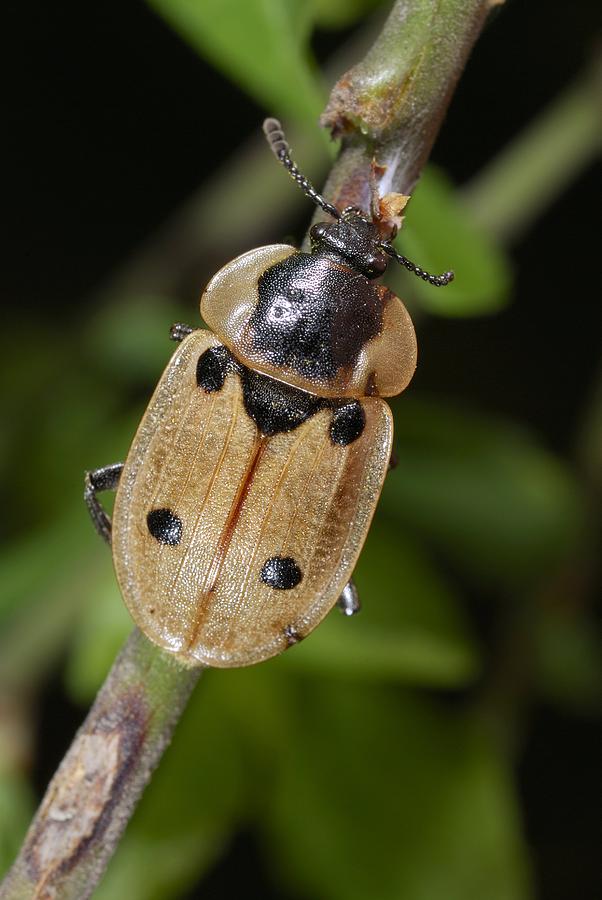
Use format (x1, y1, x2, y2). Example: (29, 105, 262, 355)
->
(263, 118, 340, 220)
(381, 243, 455, 287)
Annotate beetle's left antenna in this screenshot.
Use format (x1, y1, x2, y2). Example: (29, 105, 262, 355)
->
(263, 118, 340, 220)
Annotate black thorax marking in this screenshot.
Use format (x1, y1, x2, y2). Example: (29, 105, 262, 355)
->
(195, 345, 366, 443)
(248, 254, 383, 381)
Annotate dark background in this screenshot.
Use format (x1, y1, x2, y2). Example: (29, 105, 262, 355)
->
(5, 1, 600, 450)
(4, 1, 601, 898)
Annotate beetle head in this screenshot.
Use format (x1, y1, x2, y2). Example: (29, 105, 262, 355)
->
(309, 208, 389, 280)
(264, 118, 454, 288)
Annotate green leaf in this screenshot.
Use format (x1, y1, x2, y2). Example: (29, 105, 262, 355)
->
(390, 166, 513, 316)
(0, 775, 35, 878)
(63, 573, 133, 704)
(382, 396, 585, 586)
(146, 0, 325, 121)
(0, 513, 109, 692)
(279, 520, 479, 686)
(533, 609, 602, 714)
(312, 0, 385, 29)
(83, 294, 186, 385)
(263, 685, 532, 900)
(282, 616, 477, 685)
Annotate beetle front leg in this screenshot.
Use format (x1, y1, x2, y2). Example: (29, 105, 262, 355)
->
(169, 323, 195, 342)
(337, 579, 361, 616)
(84, 462, 124, 545)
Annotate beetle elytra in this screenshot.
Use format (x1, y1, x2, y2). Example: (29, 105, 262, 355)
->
(84, 119, 453, 668)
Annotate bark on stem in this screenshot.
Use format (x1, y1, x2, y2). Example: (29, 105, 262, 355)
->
(318, 0, 497, 221)
(0, 630, 200, 899)
(1, 1, 498, 896)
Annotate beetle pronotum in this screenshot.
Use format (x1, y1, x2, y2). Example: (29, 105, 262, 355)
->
(85, 120, 453, 668)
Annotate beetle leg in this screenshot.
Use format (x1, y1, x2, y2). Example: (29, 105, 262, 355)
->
(388, 448, 398, 471)
(84, 462, 124, 545)
(170, 323, 195, 342)
(337, 579, 361, 616)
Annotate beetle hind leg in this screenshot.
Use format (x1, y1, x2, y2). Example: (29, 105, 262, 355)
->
(84, 462, 124, 545)
(337, 579, 361, 616)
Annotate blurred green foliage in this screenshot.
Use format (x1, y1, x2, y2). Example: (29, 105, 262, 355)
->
(393, 167, 512, 316)
(146, 0, 325, 122)
(383, 396, 584, 585)
(1, 1, 599, 898)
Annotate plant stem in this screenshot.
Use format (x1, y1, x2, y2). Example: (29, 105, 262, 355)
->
(319, 0, 497, 215)
(0, 2, 497, 896)
(0, 630, 200, 900)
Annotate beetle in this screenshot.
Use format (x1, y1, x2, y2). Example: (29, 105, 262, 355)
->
(84, 119, 453, 668)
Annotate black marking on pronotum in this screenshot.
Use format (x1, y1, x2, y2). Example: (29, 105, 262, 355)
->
(241, 367, 324, 436)
(196, 346, 232, 393)
(261, 555, 303, 590)
(283, 624, 303, 646)
(249, 254, 383, 381)
(330, 401, 366, 446)
(147, 508, 183, 545)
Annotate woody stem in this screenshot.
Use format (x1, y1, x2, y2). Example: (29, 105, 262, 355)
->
(314, 0, 497, 228)
(0, 631, 200, 900)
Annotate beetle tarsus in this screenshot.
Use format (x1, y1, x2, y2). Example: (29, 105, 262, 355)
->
(84, 462, 124, 545)
(170, 323, 195, 343)
(337, 579, 361, 617)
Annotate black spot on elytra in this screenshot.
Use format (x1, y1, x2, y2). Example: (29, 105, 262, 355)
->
(147, 508, 182, 545)
(261, 555, 302, 590)
(241, 367, 324, 435)
(330, 402, 366, 446)
(196, 346, 231, 392)
(250, 253, 382, 381)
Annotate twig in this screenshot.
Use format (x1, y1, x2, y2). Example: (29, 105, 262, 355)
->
(0, 1, 498, 896)
(317, 0, 497, 219)
(0, 631, 199, 899)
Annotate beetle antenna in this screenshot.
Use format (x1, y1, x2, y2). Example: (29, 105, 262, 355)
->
(263, 118, 340, 220)
(381, 243, 454, 287)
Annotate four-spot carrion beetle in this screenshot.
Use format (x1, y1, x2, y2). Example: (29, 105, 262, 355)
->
(84, 119, 453, 668)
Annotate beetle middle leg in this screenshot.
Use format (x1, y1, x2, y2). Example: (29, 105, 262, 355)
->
(170, 323, 195, 342)
(337, 579, 361, 616)
(84, 462, 124, 545)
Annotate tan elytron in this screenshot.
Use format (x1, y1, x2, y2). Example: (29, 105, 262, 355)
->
(201, 245, 417, 399)
(112, 330, 393, 668)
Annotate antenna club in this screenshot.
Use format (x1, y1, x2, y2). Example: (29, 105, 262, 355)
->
(262, 118, 340, 220)
(262, 118, 288, 157)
